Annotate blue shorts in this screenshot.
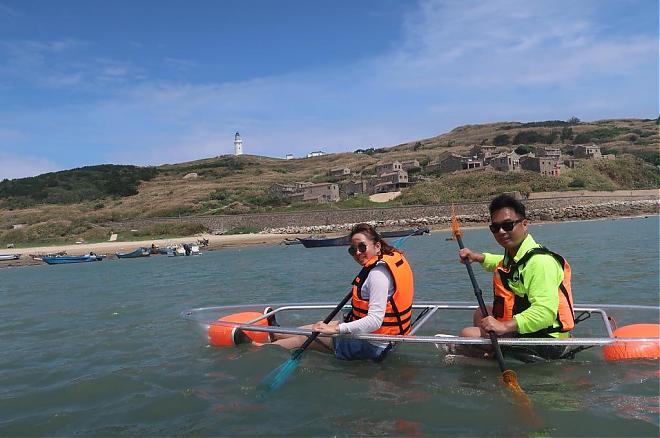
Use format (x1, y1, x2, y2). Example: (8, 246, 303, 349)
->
(333, 337, 388, 361)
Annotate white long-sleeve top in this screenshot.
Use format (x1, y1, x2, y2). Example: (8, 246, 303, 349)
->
(338, 262, 394, 347)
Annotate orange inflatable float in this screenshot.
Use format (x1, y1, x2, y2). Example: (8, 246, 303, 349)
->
(208, 311, 270, 346)
(603, 323, 660, 361)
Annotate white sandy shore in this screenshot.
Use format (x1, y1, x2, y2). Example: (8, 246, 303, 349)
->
(2, 233, 309, 257)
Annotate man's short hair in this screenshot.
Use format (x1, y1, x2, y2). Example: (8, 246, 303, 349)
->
(489, 193, 526, 218)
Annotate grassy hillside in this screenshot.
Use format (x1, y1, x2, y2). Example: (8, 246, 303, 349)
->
(1, 118, 658, 246)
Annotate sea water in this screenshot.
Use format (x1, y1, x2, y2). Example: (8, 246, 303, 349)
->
(1, 216, 658, 436)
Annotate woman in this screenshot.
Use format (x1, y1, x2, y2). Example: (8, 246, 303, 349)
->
(263, 223, 414, 361)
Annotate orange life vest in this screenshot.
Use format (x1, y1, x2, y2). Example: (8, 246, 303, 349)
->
(493, 246, 575, 336)
(346, 251, 414, 335)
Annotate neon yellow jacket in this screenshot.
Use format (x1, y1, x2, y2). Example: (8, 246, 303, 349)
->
(481, 234, 568, 338)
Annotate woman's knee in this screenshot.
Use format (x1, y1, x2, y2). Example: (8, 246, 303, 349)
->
(460, 326, 483, 337)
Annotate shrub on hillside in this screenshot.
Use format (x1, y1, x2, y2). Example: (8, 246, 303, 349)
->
(0, 219, 111, 245)
(493, 134, 510, 146)
(514, 145, 535, 155)
(127, 222, 207, 238)
(591, 155, 660, 188)
(0, 165, 158, 208)
(398, 170, 570, 204)
(512, 130, 556, 145)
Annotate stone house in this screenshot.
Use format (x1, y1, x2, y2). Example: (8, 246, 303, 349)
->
(520, 156, 562, 176)
(462, 157, 483, 170)
(375, 161, 402, 176)
(400, 159, 421, 172)
(290, 182, 340, 204)
(490, 152, 520, 172)
(469, 145, 497, 162)
(438, 153, 464, 173)
(328, 167, 351, 177)
(341, 179, 369, 197)
(574, 144, 602, 159)
(374, 170, 409, 193)
(268, 183, 298, 196)
(537, 146, 561, 159)
(438, 153, 482, 173)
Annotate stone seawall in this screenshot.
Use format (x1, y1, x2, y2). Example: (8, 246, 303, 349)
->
(107, 192, 659, 235)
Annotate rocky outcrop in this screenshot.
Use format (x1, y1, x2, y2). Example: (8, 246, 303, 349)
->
(263, 199, 659, 234)
(107, 194, 659, 235)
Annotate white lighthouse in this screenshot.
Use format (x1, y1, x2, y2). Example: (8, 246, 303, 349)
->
(234, 132, 243, 156)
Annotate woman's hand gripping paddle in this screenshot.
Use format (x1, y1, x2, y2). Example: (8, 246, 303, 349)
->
(258, 234, 411, 393)
(258, 290, 352, 392)
(450, 207, 536, 415)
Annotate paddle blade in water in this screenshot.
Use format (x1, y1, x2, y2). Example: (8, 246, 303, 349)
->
(501, 369, 540, 427)
(258, 349, 303, 392)
(502, 370, 526, 398)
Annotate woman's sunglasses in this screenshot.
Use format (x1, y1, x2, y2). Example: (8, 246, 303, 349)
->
(489, 218, 524, 233)
(348, 242, 368, 256)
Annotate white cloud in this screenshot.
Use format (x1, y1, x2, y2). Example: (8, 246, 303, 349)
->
(0, 153, 60, 180)
(0, 0, 657, 177)
(0, 38, 144, 90)
(371, 0, 657, 89)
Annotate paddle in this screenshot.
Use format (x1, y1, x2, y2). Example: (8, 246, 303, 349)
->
(258, 290, 352, 392)
(259, 232, 412, 392)
(450, 207, 534, 410)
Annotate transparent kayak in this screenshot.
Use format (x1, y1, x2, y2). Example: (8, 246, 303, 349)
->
(181, 301, 659, 359)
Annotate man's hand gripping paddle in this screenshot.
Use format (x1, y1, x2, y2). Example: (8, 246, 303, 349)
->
(450, 206, 536, 416)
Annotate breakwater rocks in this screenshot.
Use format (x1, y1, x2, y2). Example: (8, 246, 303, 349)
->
(108, 194, 659, 235)
(264, 199, 659, 235)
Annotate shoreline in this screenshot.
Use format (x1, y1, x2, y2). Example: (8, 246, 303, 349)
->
(1, 212, 656, 269)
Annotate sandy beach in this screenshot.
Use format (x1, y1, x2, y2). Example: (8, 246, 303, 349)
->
(0, 225, 461, 268)
(0, 232, 314, 268)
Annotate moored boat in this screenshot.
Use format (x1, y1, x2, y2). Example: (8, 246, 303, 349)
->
(0, 253, 21, 261)
(298, 227, 430, 248)
(42, 253, 105, 265)
(116, 247, 151, 259)
(167, 243, 201, 256)
(181, 301, 659, 362)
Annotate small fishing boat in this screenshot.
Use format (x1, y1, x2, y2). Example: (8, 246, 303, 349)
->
(298, 227, 431, 248)
(181, 301, 659, 362)
(167, 244, 201, 256)
(116, 247, 151, 259)
(30, 251, 66, 261)
(0, 253, 21, 261)
(42, 253, 105, 265)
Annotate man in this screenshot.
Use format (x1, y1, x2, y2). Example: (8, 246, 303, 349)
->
(456, 193, 575, 362)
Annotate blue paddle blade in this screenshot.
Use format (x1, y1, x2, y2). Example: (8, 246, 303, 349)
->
(258, 349, 304, 392)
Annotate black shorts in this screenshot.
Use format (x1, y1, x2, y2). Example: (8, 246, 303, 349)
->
(500, 342, 571, 363)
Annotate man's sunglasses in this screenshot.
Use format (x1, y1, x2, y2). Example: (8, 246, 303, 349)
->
(489, 218, 524, 233)
(348, 242, 367, 256)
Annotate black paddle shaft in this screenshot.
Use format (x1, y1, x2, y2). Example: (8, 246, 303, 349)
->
(294, 290, 353, 358)
(455, 234, 509, 373)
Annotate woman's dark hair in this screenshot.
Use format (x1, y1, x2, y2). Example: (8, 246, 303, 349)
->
(489, 193, 526, 219)
(349, 223, 398, 255)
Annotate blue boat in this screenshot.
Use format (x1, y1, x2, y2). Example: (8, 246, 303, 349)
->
(42, 254, 104, 265)
(116, 247, 151, 259)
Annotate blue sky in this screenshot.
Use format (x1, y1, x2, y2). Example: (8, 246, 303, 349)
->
(0, 0, 657, 180)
